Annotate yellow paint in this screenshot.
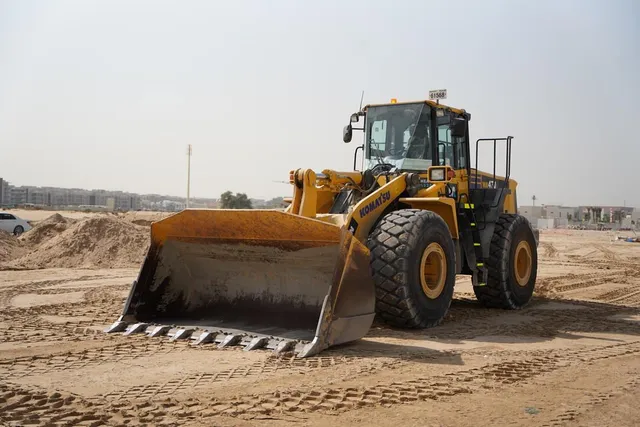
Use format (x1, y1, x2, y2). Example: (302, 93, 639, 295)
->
(420, 242, 447, 299)
(150, 209, 341, 247)
(398, 196, 459, 238)
(279, 156, 520, 250)
(504, 178, 518, 213)
(286, 169, 369, 215)
(299, 169, 318, 218)
(316, 190, 337, 213)
(347, 174, 408, 243)
(514, 240, 533, 286)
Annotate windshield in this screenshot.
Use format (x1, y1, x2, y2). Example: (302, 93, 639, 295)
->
(364, 102, 433, 171)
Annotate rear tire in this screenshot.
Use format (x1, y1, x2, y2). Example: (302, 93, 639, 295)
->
(367, 209, 456, 328)
(474, 213, 538, 309)
(13, 226, 24, 236)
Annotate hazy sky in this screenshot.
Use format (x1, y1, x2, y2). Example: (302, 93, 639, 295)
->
(1, 0, 638, 206)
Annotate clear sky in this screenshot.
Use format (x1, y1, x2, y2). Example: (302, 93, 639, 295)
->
(1, 0, 638, 206)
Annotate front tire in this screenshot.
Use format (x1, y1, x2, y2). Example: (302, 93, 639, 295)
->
(13, 226, 24, 236)
(474, 213, 538, 309)
(367, 209, 456, 328)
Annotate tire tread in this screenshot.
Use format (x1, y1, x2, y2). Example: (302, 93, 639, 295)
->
(474, 213, 536, 309)
(367, 209, 454, 328)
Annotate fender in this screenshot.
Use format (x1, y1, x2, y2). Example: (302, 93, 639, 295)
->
(396, 197, 459, 239)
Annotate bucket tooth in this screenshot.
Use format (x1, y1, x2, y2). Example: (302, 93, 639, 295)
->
(218, 334, 242, 349)
(170, 328, 194, 342)
(274, 340, 296, 355)
(192, 331, 216, 345)
(104, 321, 128, 333)
(244, 337, 269, 351)
(147, 325, 171, 337)
(124, 323, 148, 335)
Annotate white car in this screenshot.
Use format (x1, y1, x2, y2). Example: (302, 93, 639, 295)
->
(0, 212, 33, 236)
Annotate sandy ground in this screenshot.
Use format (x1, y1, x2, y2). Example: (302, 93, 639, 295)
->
(1, 227, 640, 426)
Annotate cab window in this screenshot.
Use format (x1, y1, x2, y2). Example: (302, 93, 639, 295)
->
(436, 112, 468, 169)
(370, 119, 387, 152)
(437, 118, 454, 167)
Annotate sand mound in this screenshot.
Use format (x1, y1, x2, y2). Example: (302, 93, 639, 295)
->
(0, 230, 27, 262)
(122, 211, 170, 224)
(19, 213, 75, 245)
(7, 216, 150, 269)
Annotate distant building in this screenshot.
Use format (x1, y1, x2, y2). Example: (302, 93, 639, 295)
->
(161, 200, 185, 211)
(519, 205, 543, 224)
(1, 177, 272, 212)
(0, 178, 10, 206)
(10, 187, 29, 205)
(576, 206, 634, 222)
(537, 217, 570, 230)
(544, 205, 576, 221)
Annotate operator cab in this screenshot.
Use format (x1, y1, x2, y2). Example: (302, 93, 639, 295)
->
(344, 100, 470, 176)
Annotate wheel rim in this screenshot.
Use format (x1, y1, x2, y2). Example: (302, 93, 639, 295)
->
(514, 240, 532, 287)
(420, 242, 447, 299)
(14, 227, 23, 236)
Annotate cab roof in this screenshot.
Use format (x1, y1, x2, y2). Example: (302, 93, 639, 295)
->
(362, 99, 469, 118)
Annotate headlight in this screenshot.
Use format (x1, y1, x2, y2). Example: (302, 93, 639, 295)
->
(430, 168, 445, 181)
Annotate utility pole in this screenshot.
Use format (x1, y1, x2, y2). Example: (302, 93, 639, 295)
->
(186, 144, 192, 208)
(532, 195, 536, 207)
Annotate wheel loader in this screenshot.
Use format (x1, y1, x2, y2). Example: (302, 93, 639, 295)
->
(106, 98, 538, 357)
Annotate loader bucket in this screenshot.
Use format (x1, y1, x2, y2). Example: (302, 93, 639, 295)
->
(106, 209, 376, 357)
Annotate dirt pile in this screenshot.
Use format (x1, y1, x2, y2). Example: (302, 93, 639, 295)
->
(0, 230, 27, 262)
(19, 213, 75, 245)
(6, 216, 149, 269)
(122, 211, 170, 225)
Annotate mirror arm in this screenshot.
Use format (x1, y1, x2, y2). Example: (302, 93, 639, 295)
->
(353, 144, 364, 171)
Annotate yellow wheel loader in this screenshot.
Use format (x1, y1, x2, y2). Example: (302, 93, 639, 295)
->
(106, 98, 538, 357)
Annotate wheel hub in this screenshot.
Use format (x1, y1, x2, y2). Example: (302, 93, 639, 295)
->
(420, 242, 447, 299)
(514, 240, 532, 286)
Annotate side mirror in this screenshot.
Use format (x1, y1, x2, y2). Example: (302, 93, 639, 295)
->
(343, 124, 353, 143)
(450, 117, 466, 138)
(350, 113, 359, 123)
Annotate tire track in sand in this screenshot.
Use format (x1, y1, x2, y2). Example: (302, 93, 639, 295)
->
(2, 341, 640, 425)
(197, 341, 640, 417)
(0, 383, 110, 427)
(136, 341, 640, 420)
(552, 272, 629, 294)
(0, 341, 189, 379)
(102, 355, 377, 400)
(541, 375, 640, 426)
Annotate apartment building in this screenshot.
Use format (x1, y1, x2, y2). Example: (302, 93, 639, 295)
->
(0, 178, 10, 206)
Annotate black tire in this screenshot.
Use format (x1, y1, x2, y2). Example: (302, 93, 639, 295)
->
(367, 209, 456, 328)
(13, 226, 24, 236)
(474, 213, 538, 309)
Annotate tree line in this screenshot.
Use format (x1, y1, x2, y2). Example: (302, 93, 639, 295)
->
(219, 191, 285, 209)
